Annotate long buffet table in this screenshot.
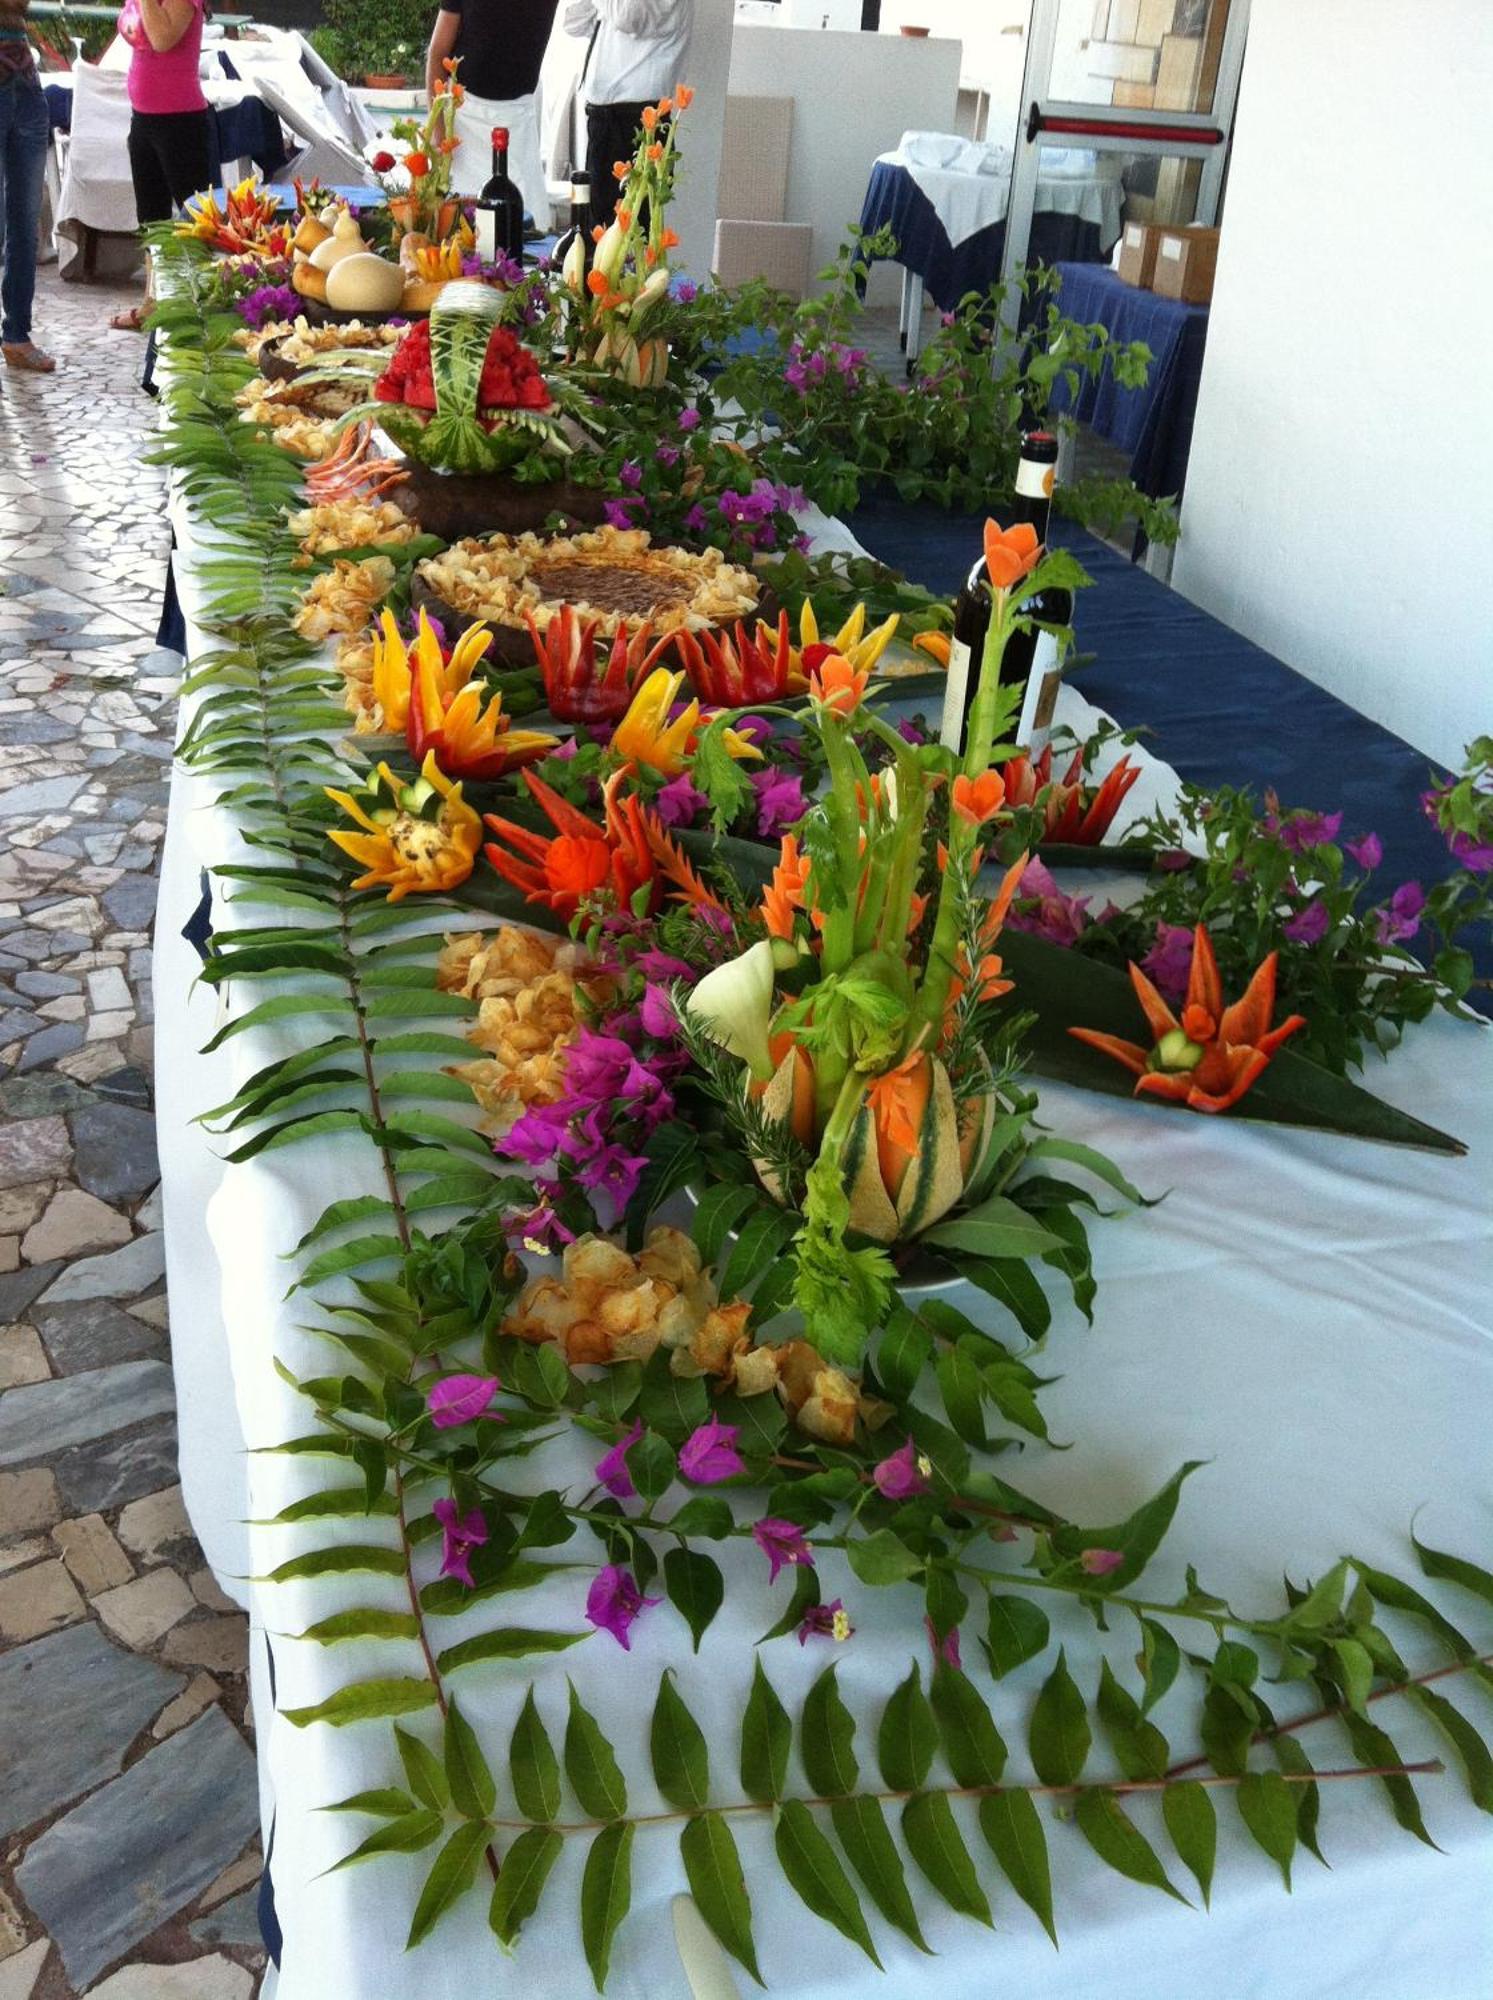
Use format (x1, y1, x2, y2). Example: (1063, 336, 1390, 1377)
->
(155, 444, 1493, 1996)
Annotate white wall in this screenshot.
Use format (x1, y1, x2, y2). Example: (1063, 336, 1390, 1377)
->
(670, 0, 736, 282)
(727, 24, 962, 292)
(1172, 0, 1493, 767)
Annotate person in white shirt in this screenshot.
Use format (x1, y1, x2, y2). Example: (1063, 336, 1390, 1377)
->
(563, 0, 692, 230)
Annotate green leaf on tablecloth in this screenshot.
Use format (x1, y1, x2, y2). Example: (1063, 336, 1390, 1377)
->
(963, 1252, 1056, 1337)
(404, 1824, 486, 1944)
(1402, 1686, 1493, 1814)
(689, 1183, 760, 1266)
(874, 1306, 932, 1401)
(322, 1787, 416, 1818)
(270, 1486, 399, 1523)
(1074, 1789, 1189, 1902)
(1269, 1736, 1325, 1862)
(1161, 1779, 1216, 1905)
(1332, 1637, 1375, 1716)
(377, 1070, 484, 1106)
(293, 1234, 408, 1292)
(371, 1031, 486, 1060)
(832, 1793, 930, 1953)
(364, 989, 476, 1021)
(900, 1791, 992, 1926)
(878, 1665, 937, 1793)
(664, 1546, 725, 1652)
(978, 1788, 1057, 1944)
(1096, 1661, 1169, 1781)
(202, 994, 357, 1051)
(774, 1799, 882, 1967)
(802, 1665, 858, 1797)
(1340, 1711, 1439, 1847)
(1137, 1617, 1181, 1714)
(267, 1545, 406, 1583)
(999, 928, 1466, 1154)
(921, 1193, 1067, 1261)
(740, 1660, 791, 1803)
(395, 1724, 449, 1810)
(1023, 1135, 1156, 1207)
(1049, 1461, 1205, 1591)
(930, 1664, 1007, 1787)
(381, 1110, 492, 1156)
(1200, 1679, 1256, 1778)
(719, 1205, 801, 1305)
(637, 1353, 709, 1439)
(651, 1671, 710, 1811)
(285, 1678, 439, 1728)
(566, 1683, 629, 1820)
(292, 1196, 397, 1251)
(680, 1812, 762, 1982)
(666, 1495, 734, 1540)
(982, 1596, 1050, 1681)
(983, 1361, 1052, 1442)
(445, 1699, 497, 1820)
(846, 1529, 924, 1588)
(934, 1341, 987, 1447)
(1411, 1533, 1493, 1609)
(511, 1687, 562, 1824)
(580, 1821, 634, 1993)
(328, 1807, 445, 1870)
(489, 1826, 563, 1946)
(436, 1628, 589, 1675)
(1036, 1205, 1097, 1321)
(223, 1109, 373, 1163)
(1236, 1770, 1298, 1889)
(1029, 1651, 1090, 1786)
(629, 1430, 680, 1504)
(295, 1608, 421, 1645)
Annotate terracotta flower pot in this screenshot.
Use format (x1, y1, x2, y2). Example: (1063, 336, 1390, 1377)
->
(364, 72, 407, 88)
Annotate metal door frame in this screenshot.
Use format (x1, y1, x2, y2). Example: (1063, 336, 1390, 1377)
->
(999, 0, 1251, 324)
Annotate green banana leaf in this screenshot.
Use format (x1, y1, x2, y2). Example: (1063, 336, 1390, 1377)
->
(998, 928, 1465, 1155)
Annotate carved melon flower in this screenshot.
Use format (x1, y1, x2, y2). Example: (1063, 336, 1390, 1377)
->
(325, 752, 482, 901)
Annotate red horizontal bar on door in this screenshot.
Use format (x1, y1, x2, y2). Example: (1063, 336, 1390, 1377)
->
(1035, 111, 1224, 146)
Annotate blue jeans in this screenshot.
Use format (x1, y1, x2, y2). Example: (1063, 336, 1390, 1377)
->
(0, 69, 49, 346)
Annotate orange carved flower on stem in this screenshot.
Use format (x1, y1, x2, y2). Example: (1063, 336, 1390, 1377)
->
(983, 518, 1041, 594)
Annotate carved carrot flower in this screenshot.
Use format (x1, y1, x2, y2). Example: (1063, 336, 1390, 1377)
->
(983, 517, 1041, 595)
(1069, 922, 1307, 1113)
(807, 650, 869, 718)
(951, 769, 1005, 827)
(761, 833, 811, 940)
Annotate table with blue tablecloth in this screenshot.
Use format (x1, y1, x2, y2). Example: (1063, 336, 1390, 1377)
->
(1043, 261, 1210, 503)
(858, 148, 1124, 365)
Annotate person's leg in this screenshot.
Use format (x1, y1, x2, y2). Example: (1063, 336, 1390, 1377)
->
(157, 109, 213, 212)
(585, 100, 649, 232)
(1, 74, 52, 362)
(113, 113, 174, 329)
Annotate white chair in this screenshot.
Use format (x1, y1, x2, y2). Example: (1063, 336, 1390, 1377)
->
(711, 94, 813, 300)
(250, 74, 373, 186)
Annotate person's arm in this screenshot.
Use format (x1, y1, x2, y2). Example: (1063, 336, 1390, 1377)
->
(0, 0, 31, 20)
(135, 0, 196, 54)
(425, 6, 459, 101)
(562, 0, 599, 36)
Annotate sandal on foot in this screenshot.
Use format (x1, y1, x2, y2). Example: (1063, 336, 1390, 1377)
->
(1, 342, 56, 372)
(110, 305, 147, 332)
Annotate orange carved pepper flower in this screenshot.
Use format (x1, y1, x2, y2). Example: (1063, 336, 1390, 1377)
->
(952, 770, 1006, 828)
(1069, 924, 1307, 1114)
(983, 518, 1041, 593)
(673, 84, 694, 109)
(647, 142, 664, 162)
(404, 151, 430, 178)
(613, 161, 630, 182)
(662, 227, 680, 249)
(808, 650, 868, 718)
(761, 833, 811, 940)
(641, 106, 658, 132)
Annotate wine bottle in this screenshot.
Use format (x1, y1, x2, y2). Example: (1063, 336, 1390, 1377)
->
(474, 127, 525, 267)
(554, 169, 593, 278)
(938, 430, 1072, 758)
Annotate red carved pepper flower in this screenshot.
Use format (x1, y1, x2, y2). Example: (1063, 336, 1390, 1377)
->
(1069, 923, 1307, 1113)
(525, 606, 674, 722)
(673, 612, 794, 708)
(1003, 743, 1142, 844)
(483, 768, 721, 921)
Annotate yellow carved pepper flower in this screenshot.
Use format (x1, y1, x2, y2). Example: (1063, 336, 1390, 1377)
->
(325, 751, 482, 901)
(370, 608, 491, 734)
(609, 668, 762, 779)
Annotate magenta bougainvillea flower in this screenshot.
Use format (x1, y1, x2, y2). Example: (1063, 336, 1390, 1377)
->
(594, 1420, 644, 1500)
(798, 1599, 853, 1645)
(678, 1418, 744, 1485)
(1079, 1547, 1124, 1576)
(1345, 831, 1383, 870)
(1140, 921, 1194, 1004)
(1283, 900, 1330, 945)
(872, 1437, 931, 1501)
(586, 1564, 660, 1649)
(426, 1374, 500, 1428)
(1449, 831, 1493, 873)
(751, 1517, 815, 1583)
(1276, 808, 1342, 853)
(431, 1499, 487, 1587)
(1375, 880, 1425, 946)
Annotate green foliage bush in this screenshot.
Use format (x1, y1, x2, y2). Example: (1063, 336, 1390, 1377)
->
(318, 0, 435, 80)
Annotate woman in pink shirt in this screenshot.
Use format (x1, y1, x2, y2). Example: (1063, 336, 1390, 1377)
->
(110, 0, 210, 329)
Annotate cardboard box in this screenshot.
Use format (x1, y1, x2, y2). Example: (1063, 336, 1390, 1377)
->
(1155, 31, 1202, 108)
(1112, 79, 1157, 107)
(1151, 224, 1219, 303)
(1115, 221, 1161, 288)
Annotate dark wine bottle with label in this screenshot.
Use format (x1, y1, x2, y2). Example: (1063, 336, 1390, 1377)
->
(939, 430, 1073, 758)
(474, 127, 525, 267)
(554, 168, 593, 277)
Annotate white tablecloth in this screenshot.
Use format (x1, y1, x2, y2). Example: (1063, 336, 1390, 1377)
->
(155, 485, 1493, 1998)
(879, 135, 1125, 252)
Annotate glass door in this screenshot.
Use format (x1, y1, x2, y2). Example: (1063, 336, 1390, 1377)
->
(998, 0, 1250, 319)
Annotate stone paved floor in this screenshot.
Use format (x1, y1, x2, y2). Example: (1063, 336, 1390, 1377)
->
(1, 265, 264, 2000)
